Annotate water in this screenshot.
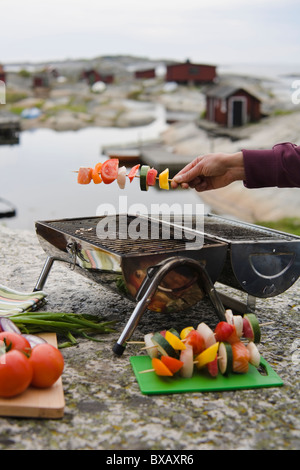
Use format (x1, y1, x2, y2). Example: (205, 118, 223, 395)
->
(0, 108, 206, 231)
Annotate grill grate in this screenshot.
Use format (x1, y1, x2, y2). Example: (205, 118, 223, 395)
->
(42, 216, 209, 256)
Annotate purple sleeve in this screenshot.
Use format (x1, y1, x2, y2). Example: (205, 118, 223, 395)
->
(242, 142, 300, 188)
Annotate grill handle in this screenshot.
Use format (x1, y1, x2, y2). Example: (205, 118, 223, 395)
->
(112, 256, 226, 356)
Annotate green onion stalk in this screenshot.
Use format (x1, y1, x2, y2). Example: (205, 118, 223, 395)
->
(7, 311, 117, 348)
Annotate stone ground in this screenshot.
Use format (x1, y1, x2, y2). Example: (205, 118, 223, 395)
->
(0, 224, 299, 450)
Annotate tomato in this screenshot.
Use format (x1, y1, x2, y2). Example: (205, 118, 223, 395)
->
(185, 329, 205, 355)
(101, 159, 119, 184)
(0, 331, 31, 355)
(207, 355, 218, 377)
(214, 321, 239, 344)
(242, 317, 254, 340)
(29, 343, 64, 388)
(77, 167, 93, 184)
(127, 164, 140, 183)
(0, 349, 33, 398)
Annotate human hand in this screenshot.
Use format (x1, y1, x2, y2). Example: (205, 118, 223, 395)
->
(171, 151, 245, 191)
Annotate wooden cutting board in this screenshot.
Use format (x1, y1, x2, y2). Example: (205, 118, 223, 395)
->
(0, 333, 65, 418)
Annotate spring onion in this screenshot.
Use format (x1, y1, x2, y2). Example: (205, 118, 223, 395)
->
(5, 311, 117, 348)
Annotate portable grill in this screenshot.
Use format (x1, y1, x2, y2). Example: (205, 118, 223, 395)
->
(34, 213, 300, 355)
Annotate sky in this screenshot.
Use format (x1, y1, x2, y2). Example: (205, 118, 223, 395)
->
(0, 0, 299, 66)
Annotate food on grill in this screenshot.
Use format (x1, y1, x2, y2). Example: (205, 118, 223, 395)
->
(101, 158, 119, 184)
(127, 164, 140, 182)
(147, 168, 158, 186)
(77, 167, 93, 184)
(242, 313, 261, 343)
(159, 168, 170, 190)
(140, 165, 150, 191)
(117, 166, 127, 189)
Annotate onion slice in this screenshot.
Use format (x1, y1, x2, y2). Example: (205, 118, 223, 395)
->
(0, 316, 21, 335)
(21, 334, 47, 348)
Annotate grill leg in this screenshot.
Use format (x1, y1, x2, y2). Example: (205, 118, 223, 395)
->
(33, 256, 56, 292)
(112, 256, 226, 356)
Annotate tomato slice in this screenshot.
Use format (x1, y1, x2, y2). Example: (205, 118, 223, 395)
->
(147, 168, 158, 186)
(127, 164, 140, 183)
(101, 159, 119, 184)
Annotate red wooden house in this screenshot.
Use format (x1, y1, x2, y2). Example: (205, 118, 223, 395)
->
(0, 64, 6, 83)
(81, 69, 114, 85)
(135, 68, 156, 79)
(205, 85, 261, 127)
(166, 61, 216, 85)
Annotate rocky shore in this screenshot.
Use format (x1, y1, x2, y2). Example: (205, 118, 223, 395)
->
(0, 224, 299, 450)
(1, 59, 300, 450)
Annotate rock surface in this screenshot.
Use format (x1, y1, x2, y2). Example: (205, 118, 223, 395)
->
(0, 224, 299, 450)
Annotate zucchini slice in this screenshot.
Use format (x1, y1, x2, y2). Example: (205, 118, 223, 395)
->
(218, 342, 233, 375)
(140, 165, 150, 191)
(151, 332, 177, 357)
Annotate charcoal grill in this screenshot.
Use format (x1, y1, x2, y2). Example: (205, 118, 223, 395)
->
(34, 213, 300, 355)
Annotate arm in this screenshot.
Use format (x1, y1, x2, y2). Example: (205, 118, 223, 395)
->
(171, 143, 300, 191)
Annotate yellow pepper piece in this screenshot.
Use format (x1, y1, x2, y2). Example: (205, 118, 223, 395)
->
(159, 168, 170, 190)
(195, 342, 219, 368)
(165, 330, 186, 350)
(180, 326, 194, 340)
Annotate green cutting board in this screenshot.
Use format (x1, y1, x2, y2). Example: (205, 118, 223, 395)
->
(130, 356, 283, 395)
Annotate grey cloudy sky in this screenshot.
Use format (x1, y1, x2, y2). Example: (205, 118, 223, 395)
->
(1, 0, 299, 65)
